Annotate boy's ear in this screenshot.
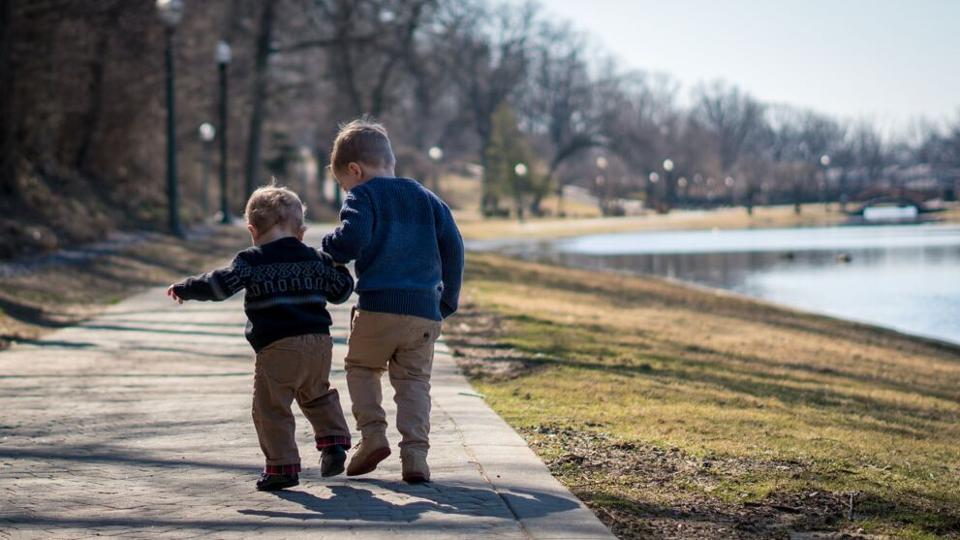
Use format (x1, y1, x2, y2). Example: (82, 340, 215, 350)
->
(247, 223, 258, 238)
(347, 162, 363, 179)
(297, 225, 306, 241)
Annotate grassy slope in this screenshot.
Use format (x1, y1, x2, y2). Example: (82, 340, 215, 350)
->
(449, 253, 960, 539)
(0, 226, 249, 349)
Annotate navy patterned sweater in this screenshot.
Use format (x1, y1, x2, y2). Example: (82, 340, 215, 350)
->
(172, 237, 354, 351)
(321, 177, 464, 321)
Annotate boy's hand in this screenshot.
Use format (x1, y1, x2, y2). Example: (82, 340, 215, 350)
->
(166, 285, 184, 305)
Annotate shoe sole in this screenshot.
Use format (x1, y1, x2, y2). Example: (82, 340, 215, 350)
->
(346, 447, 391, 476)
(256, 478, 299, 492)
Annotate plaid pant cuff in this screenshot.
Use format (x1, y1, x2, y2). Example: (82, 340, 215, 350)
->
(316, 435, 351, 450)
(263, 463, 301, 475)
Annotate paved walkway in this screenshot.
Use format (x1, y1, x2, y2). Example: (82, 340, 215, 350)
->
(0, 246, 613, 538)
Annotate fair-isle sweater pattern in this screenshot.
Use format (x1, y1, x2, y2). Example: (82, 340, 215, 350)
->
(321, 177, 464, 321)
(172, 237, 354, 351)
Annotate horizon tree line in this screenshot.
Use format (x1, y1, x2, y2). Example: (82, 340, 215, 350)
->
(1, 0, 958, 252)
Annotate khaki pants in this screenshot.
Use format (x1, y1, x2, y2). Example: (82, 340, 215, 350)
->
(345, 309, 442, 452)
(252, 333, 351, 466)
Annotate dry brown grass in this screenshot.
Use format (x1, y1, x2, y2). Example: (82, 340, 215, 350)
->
(0, 226, 249, 349)
(457, 204, 850, 241)
(448, 252, 960, 539)
(456, 203, 960, 242)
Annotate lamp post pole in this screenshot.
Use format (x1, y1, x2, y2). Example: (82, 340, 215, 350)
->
(820, 154, 831, 212)
(428, 146, 443, 194)
(216, 40, 231, 224)
(663, 158, 675, 211)
(157, 0, 184, 237)
(513, 162, 528, 222)
(595, 156, 608, 215)
(163, 26, 181, 236)
(198, 123, 215, 216)
(647, 172, 659, 212)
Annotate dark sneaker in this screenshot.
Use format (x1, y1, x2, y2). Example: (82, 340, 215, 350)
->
(320, 445, 347, 477)
(256, 473, 299, 491)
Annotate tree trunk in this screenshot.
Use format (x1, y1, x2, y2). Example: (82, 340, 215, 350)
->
(75, 20, 114, 174)
(314, 143, 328, 205)
(0, 0, 15, 196)
(480, 147, 497, 217)
(528, 195, 544, 217)
(244, 0, 276, 198)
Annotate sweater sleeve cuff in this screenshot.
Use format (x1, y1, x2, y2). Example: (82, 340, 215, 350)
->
(321, 237, 350, 264)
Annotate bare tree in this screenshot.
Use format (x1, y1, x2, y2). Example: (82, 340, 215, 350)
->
(442, 0, 537, 214)
(519, 22, 607, 215)
(602, 70, 680, 209)
(691, 81, 765, 213)
(242, 0, 276, 198)
(849, 122, 888, 195)
(73, 1, 126, 175)
(0, 0, 15, 196)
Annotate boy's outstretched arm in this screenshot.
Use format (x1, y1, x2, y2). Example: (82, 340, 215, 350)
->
(436, 202, 464, 319)
(168, 255, 247, 303)
(321, 190, 373, 264)
(317, 251, 355, 305)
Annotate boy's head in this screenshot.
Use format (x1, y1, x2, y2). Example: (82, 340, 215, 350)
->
(330, 118, 396, 190)
(244, 184, 306, 244)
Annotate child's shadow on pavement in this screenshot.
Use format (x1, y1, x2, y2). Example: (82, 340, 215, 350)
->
(238, 478, 577, 522)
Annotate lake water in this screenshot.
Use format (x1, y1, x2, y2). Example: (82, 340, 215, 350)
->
(481, 223, 960, 346)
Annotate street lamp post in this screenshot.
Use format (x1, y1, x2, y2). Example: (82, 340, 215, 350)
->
(157, 0, 184, 237)
(298, 147, 314, 208)
(819, 154, 831, 212)
(157, 0, 184, 236)
(513, 162, 528, 222)
(647, 172, 660, 212)
(198, 122, 216, 216)
(595, 156, 608, 215)
(428, 146, 443, 194)
(216, 40, 232, 224)
(662, 158, 675, 211)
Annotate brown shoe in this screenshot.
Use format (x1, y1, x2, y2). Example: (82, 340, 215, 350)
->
(346, 433, 391, 477)
(401, 449, 430, 483)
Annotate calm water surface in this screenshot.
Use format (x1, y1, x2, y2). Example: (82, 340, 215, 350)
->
(487, 224, 960, 345)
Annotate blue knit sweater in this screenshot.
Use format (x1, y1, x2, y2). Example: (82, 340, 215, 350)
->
(321, 177, 464, 321)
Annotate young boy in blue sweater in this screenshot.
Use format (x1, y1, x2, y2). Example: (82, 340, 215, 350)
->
(322, 119, 464, 483)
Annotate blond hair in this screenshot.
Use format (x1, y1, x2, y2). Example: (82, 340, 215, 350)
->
(330, 118, 396, 172)
(244, 184, 305, 233)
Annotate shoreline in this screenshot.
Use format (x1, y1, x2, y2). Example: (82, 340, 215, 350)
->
(465, 219, 960, 350)
(487, 251, 960, 351)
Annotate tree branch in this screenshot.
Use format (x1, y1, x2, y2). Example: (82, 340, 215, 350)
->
(270, 34, 377, 54)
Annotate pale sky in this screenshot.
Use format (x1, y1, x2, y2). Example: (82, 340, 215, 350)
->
(525, 0, 960, 132)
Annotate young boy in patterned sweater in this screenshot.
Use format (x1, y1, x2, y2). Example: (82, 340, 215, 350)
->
(167, 185, 354, 491)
